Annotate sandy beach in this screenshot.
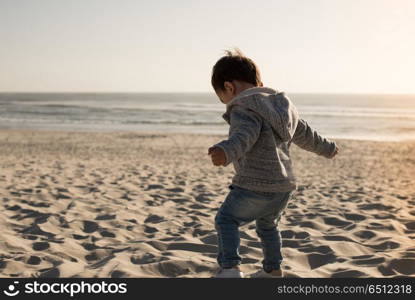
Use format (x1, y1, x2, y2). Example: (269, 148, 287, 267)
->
(0, 129, 414, 278)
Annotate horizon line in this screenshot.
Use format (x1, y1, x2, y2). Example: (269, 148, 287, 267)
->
(1, 90, 415, 96)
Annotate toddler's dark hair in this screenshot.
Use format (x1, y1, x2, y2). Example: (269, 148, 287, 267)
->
(211, 48, 262, 92)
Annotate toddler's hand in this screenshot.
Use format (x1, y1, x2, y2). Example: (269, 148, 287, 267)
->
(329, 146, 339, 159)
(208, 146, 226, 166)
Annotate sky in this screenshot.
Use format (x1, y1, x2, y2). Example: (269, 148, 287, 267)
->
(0, 0, 414, 93)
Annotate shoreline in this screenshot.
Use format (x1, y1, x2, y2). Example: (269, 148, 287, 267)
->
(0, 128, 414, 143)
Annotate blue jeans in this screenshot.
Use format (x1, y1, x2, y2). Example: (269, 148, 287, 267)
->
(214, 184, 293, 272)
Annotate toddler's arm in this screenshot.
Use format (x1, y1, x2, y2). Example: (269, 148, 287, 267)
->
(210, 106, 262, 166)
(292, 118, 338, 158)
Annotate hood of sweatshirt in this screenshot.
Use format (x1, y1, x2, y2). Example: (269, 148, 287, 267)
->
(222, 87, 299, 143)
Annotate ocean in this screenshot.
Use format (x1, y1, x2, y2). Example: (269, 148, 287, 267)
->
(1, 92, 415, 141)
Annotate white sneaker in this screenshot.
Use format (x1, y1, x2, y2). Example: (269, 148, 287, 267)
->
(250, 269, 283, 278)
(214, 268, 244, 278)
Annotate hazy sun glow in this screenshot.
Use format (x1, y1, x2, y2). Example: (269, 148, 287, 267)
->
(0, 0, 414, 93)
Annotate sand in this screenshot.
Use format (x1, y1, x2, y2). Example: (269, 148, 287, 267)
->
(0, 129, 414, 278)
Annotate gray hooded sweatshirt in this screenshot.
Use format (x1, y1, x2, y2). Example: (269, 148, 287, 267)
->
(214, 86, 337, 193)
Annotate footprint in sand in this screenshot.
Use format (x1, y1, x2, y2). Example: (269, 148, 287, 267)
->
(308, 253, 337, 269)
(352, 257, 385, 266)
(351, 254, 373, 259)
(145, 200, 159, 207)
(358, 203, 394, 211)
(189, 203, 208, 210)
(167, 242, 217, 254)
(20, 224, 55, 239)
(165, 232, 181, 237)
(85, 252, 99, 261)
(190, 211, 210, 217)
(144, 214, 165, 224)
(353, 230, 376, 240)
(367, 241, 401, 251)
(192, 184, 206, 192)
(144, 225, 158, 234)
(32, 242, 50, 251)
(145, 184, 164, 190)
(27, 256, 42, 265)
(405, 221, 415, 230)
(160, 237, 185, 242)
(166, 187, 185, 193)
(183, 221, 198, 227)
(200, 234, 218, 245)
(374, 214, 395, 220)
(38, 268, 60, 278)
(6, 204, 21, 211)
(20, 188, 34, 194)
(153, 261, 192, 277)
(378, 265, 397, 276)
(73, 234, 89, 240)
(83, 221, 99, 233)
(99, 230, 116, 238)
(174, 180, 186, 186)
(194, 193, 215, 203)
(192, 228, 212, 237)
(21, 200, 50, 208)
(73, 185, 98, 194)
(281, 230, 311, 240)
(89, 255, 116, 269)
(323, 217, 353, 227)
(130, 253, 157, 264)
(367, 222, 393, 230)
(386, 259, 415, 276)
(95, 214, 116, 221)
(170, 198, 191, 204)
(111, 270, 125, 278)
(13, 208, 50, 223)
(282, 240, 308, 249)
(344, 213, 366, 221)
(81, 243, 99, 251)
